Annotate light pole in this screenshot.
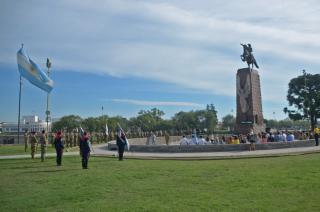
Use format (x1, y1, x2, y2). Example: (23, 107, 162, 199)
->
(46, 58, 52, 133)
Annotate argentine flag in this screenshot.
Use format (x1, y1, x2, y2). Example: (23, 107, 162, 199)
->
(17, 46, 53, 93)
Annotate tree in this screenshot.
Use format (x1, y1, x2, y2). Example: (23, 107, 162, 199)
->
(264, 118, 309, 130)
(203, 104, 218, 133)
(134, 108, 165, 131)
(221, 114, 235, 130)
(52, 115, 82, 132)
(172, 104, 218, 134)
(173, 111, 197, 132)
(107, 116, 128, 132)
(284, 71, 320, 130)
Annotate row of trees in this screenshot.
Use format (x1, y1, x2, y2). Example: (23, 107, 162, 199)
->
(220, 114, 310, 131)
(52, 71, 319, 134)
(52, 104, 218, 134)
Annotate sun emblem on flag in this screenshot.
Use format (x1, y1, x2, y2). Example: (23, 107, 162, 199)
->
(29, 65, 41, 80)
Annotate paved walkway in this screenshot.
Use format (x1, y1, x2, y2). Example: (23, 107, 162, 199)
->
(2, 144, 320, 160)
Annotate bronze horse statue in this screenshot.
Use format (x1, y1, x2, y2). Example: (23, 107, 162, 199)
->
(240, 43, 259, 70)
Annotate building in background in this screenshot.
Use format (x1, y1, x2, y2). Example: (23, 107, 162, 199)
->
(1, 115, 51, 133)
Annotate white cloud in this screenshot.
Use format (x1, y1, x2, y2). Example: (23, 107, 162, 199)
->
(1, 0, 320, 104)
(110, 99, 203, 107)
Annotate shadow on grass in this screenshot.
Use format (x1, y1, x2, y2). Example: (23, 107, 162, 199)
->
(20, 168, 81, 174)
(1, 164, 59, 170)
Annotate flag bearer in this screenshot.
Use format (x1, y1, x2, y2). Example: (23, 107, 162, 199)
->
(80, 132, 91, 169)
(54, 131, 64, 166)
(116, 130, 127, 161)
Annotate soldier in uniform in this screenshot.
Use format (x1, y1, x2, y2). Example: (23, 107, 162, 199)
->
(164, 131, 170, 146)
(39, 130, 47, 162)
(92, 132, 96, 144)
(111, 130, 115, 141)
(73, 130, 77, 147)
(47, 132, 54, 147)
(69, 132, 73, 147)
(68, 132, 73, 148)
(24, 130, 29, 152)
(65, 131, 70, 152)
(98, 132, 101, 144)
(29, 131, 38, 159)
(98, 132, 102, 143)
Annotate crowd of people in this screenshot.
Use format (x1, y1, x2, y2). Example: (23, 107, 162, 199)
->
(23, 128, 129, 168)
(179, 128, 320, 147)
(22, 125, 319, 166)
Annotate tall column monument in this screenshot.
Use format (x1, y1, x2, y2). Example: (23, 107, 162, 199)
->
(235, 44, 265, 134)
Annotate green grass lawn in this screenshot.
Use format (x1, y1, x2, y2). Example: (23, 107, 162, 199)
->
(1, 154, 320, 211)
(0, 145, 78, 156)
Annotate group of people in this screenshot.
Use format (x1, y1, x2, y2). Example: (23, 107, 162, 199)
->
(24, 130, 47, 161)
(22, 125, 320, 166)
(178, 126, 320, 150)
(145, 131, 171, 145)
(23, 128, 129, 169)
(52, 130, 93, 168)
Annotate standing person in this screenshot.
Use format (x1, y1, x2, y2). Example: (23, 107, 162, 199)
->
(54, 131, 64, 166)
(164, 131, 170, 145)
(80, 132, 91, 169)
(150, 132, 157, 145)
(248, 131, 257, 151)
(73, 130, 77, 147)
(116, 130, 127, 161)
(65, 131, 70, 152)
(24, 130, 29, 152)
(314, 125, 319, 146)
(29, 131, 38, 159)
(179, 135, 189, 145)
(39, 130, 47, 162)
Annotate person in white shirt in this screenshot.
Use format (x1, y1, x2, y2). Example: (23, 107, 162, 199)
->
(150, 132, 157, 145)
(282, 132, 287, 142)
(198, 135, 206, 145)
(179, 135, 189, 145)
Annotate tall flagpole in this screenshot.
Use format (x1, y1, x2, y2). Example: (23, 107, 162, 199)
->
(46, 58, 52, 133)
(17, 75, 22, 144)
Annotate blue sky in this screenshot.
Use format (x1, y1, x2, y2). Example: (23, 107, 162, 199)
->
(1, 0, 320, 122)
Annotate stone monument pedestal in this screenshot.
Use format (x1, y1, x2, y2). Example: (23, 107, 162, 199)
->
(235, 68, 265, 135)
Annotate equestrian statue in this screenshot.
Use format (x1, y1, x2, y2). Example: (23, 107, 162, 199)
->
(240, 43, 259, 70)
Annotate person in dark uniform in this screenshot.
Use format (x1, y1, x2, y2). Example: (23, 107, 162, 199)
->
(80, 132, 91, 169)
(53, 131, 64, 166)
(116, 130, 127, 161)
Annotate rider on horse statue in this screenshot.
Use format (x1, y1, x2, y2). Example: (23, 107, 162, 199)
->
(240, 43, 259, 70)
